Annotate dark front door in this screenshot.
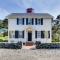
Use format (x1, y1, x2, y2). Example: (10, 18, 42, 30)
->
(28, 32, 32, 41)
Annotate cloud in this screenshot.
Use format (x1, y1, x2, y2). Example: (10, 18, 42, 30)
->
(0, 0, 60, 19)
(0, 8, 9, 19)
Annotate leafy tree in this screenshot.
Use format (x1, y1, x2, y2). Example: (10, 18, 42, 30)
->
(56, 15, 60, 19)
(3, 19, 8, 29)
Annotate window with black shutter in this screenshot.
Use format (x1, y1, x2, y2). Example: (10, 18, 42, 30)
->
(35, 31, 37, 38)
(17, 18, 19, 25)
(41, 31, 45, 38)
(41, 18, 43, 25)
(15, 31, 19, 38)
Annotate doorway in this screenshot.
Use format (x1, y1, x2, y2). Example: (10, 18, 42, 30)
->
(28, 32, 32, 41)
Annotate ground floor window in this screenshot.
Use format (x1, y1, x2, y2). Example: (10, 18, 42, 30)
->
(41, 31, 45, 38)
(35, 31, 50, 39)
(19, 31, 24, 38)
(9, 30, 24, 38)
(9, 31, 15, 38)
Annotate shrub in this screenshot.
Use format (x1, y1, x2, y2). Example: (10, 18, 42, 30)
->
(36, 42, 60, 49)
(0, 41, 22, 49)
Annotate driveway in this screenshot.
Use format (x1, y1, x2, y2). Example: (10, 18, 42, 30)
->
(0, 49, 60, 60)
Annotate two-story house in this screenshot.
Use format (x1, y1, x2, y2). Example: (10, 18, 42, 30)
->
(6, 8, 53, 44)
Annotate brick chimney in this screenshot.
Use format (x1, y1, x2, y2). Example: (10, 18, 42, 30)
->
(26, 8, 34, 13)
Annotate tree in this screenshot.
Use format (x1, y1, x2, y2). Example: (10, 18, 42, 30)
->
(3, 19, 8, 29)
(56, 15, 60, 19)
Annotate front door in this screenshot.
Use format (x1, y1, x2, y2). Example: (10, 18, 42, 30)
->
(28, 32, 32, 41)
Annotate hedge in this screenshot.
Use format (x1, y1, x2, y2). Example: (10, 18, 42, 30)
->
(0, 41, 22, 49)
(36, 41, 60, 49)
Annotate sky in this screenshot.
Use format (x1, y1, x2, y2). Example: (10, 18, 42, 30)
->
(0, 0, 60, 19)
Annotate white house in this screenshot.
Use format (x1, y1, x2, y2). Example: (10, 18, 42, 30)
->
(6, 8, 53, 44)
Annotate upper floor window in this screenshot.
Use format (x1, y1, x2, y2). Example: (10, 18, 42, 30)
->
(35, 18, 43, 25)
(17, 18, 24, 25)
(16, 18, 43, 25)
(26, 18, 34, 25)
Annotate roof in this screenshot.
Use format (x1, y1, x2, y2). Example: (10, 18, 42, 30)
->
(6, 13, 53, 19)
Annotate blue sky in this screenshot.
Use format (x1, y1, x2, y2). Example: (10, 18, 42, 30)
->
(0, 0, 60, 19)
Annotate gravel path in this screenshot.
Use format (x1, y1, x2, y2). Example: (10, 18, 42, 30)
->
(0, 49, 60, 60)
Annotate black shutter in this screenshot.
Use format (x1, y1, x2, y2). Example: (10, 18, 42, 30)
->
(22, 18, 24, 25)
(48, 31, 50, 38)
(22, 31, 24, 38)
(41, 18, 43, 25)
(15, 31, 19, 38)
(17, 18, 19, 25)
(35, 18, 37, 25)
(35, 31, 37, 38)
(26, 18, 28, 25)
(32, 18, 34, 25)
(41, 31, 44, 38)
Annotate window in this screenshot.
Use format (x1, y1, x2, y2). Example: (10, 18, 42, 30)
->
(26, 18, 34, 25)
(9, 31, 15, 38)
(45, 31, 48, 38)
(17, 18, 24, 25)
(45, 31, 50, 38)
(35, 18, 43, 25)
(37, 31, 41, 38)
(19, 31, 24, 38)
(35, 31, 50, 39)
(35, 31, 41, 38)
(37, 19, 41, 25)
(41, 31, 45, 38)
(15, 31, 19, 38)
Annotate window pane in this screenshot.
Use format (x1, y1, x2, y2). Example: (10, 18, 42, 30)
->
(15, 31, 19, 38)
(9, 31, 15, 38)
(17, 18, 24, 25)
(19, 19, 23, 24)
(19, 31, 24, 38)
(37, 31, 41, 38)
(45, 31, 48, 38)
(26, 18, 33, 25)
(41, 31, 45, 38)
(37, 19, 41, 25)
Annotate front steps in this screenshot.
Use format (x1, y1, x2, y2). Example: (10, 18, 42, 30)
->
(25, 41, 34, 46)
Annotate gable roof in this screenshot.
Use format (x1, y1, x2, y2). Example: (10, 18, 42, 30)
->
(6, 13, 53, 19)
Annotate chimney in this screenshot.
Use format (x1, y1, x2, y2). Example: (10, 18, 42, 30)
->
(26, 8, 34, 13)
